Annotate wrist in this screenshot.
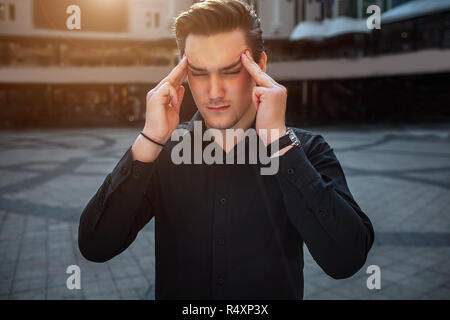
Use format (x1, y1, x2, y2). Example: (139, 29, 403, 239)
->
(142, 126, 170, 145)
(266, 126, 300, 158)
(257, 125, 287, 146)
(131, 132, 164, 163)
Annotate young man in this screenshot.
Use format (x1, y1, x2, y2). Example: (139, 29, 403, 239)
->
(78, 0, 374, 300)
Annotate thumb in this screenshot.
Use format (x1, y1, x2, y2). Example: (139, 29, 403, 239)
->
(174, 85, 185, 113)
(253, 86, 266, 111)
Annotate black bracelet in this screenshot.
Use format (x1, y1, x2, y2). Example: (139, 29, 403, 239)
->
(139, 131, 165, 147)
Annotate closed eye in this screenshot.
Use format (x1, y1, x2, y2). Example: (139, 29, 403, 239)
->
(191, 69, 241, 77)
(223, 68, 242, 74)
(223, 70, 241, 75)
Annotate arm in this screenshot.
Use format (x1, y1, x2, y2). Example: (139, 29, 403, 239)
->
(276, 131, 375, 279)
(78, 145, 158, 263)
(78, 55, 187, 263)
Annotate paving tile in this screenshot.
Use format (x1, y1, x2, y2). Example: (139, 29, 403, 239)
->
(8, 290, 46, 300)
(418, 286, 450, 300)
(11, 276, 46, 294)
(1, 126, 449, 300)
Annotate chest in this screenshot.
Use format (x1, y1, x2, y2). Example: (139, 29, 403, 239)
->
(155, 160, 286, 237)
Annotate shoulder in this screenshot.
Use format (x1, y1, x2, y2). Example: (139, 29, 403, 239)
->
(177, 121, 192, 131)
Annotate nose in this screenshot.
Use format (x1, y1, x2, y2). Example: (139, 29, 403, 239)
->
(208, 74, 225, 102)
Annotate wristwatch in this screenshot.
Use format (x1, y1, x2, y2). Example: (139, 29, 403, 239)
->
(280, 127, 301, 149)
(268, 127, 301, 156)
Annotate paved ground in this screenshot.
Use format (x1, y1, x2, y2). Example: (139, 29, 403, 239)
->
(0, 122, 449, 300)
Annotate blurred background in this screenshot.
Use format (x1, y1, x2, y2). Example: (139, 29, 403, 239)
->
(0, 0, 449, 128)
(0, 0, 449, 300)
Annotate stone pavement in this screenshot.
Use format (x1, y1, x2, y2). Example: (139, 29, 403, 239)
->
(0, 122, 449, 300)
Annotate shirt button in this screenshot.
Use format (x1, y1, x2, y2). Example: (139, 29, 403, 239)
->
(217, 277, 225, 286)
(220, 198, 227, 205)
(120, 166, 128, 175)
(132, 167, 140, 178)
(217, 239, 225, 246)
(319, 209, 328, 218)
(287, 168, 295, 175)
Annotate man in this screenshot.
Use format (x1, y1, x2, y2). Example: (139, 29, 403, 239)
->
(78, 0, 374, 300)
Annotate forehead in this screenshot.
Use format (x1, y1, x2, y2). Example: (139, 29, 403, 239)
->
(185, 29, 248, 71)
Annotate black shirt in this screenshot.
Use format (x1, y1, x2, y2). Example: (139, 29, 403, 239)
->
(78, 111, 374, 300)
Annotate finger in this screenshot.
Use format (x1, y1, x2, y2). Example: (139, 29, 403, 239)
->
(173, 85, 185, 113)
(156, 82, 179, 107)
(163, 55, 188, 88)
(252, 90, 259, 111)
(154, 67, 187, 98)
(150, 56, 187, 98)
(241, 51, 276, 88)
(252, 86, 270, 111)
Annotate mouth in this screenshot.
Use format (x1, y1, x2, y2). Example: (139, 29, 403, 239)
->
(207, 105, 230, 111)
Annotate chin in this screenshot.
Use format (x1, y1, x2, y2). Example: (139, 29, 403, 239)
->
(204, 117, 238, 130)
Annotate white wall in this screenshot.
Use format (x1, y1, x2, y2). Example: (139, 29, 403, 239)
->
(0, 0, 193, 40)
(129, 0, 167, 38)
(0, 0, 33, 36)
(257, 0, 296, 39)
(0, 0, 331, 41)
(305, 0, 322, 22)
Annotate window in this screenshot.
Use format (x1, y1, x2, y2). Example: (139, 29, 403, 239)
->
(145, 11, 159, 29)
(154, 12, 160, 28)
(146, 11, 152, 28)
(0, 3, 5, 21)
(9, 3, 14, 21)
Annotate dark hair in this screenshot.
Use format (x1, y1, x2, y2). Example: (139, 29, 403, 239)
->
(172, 0, 265, 63)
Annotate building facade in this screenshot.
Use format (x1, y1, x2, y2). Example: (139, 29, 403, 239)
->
(0, 0, 448, 127)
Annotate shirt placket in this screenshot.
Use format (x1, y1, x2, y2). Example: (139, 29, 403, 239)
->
(211, 158, 230, 299)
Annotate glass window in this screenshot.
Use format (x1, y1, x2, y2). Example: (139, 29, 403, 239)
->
(146, 11, 152, 28)
(9, 4, 14, 21)
(0, 4, 5, 20)
(155, 12, 160, 28)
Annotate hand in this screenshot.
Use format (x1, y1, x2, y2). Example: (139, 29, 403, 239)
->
(142, 55, 188, 144)
(241, 50, 287, 146)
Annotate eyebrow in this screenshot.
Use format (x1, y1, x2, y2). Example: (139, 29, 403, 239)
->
(187, 58, 242, 73)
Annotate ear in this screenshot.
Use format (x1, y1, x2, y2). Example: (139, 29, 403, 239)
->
(258, 51, 267, 73)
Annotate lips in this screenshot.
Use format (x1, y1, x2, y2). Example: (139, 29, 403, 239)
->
(208, 105, 230, 111)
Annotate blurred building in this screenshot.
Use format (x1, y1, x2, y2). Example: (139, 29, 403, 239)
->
(0, 0, 194, 126)
(0, 0, 449, 127)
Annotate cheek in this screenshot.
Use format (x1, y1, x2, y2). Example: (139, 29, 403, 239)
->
(226, 73, 254, 100)
(187, 76, 207, 102)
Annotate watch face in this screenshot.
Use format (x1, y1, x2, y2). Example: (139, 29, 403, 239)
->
(287, 128, 301, 147)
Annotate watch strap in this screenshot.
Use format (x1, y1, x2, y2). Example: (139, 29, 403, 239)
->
(266, 128, 300, 156)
